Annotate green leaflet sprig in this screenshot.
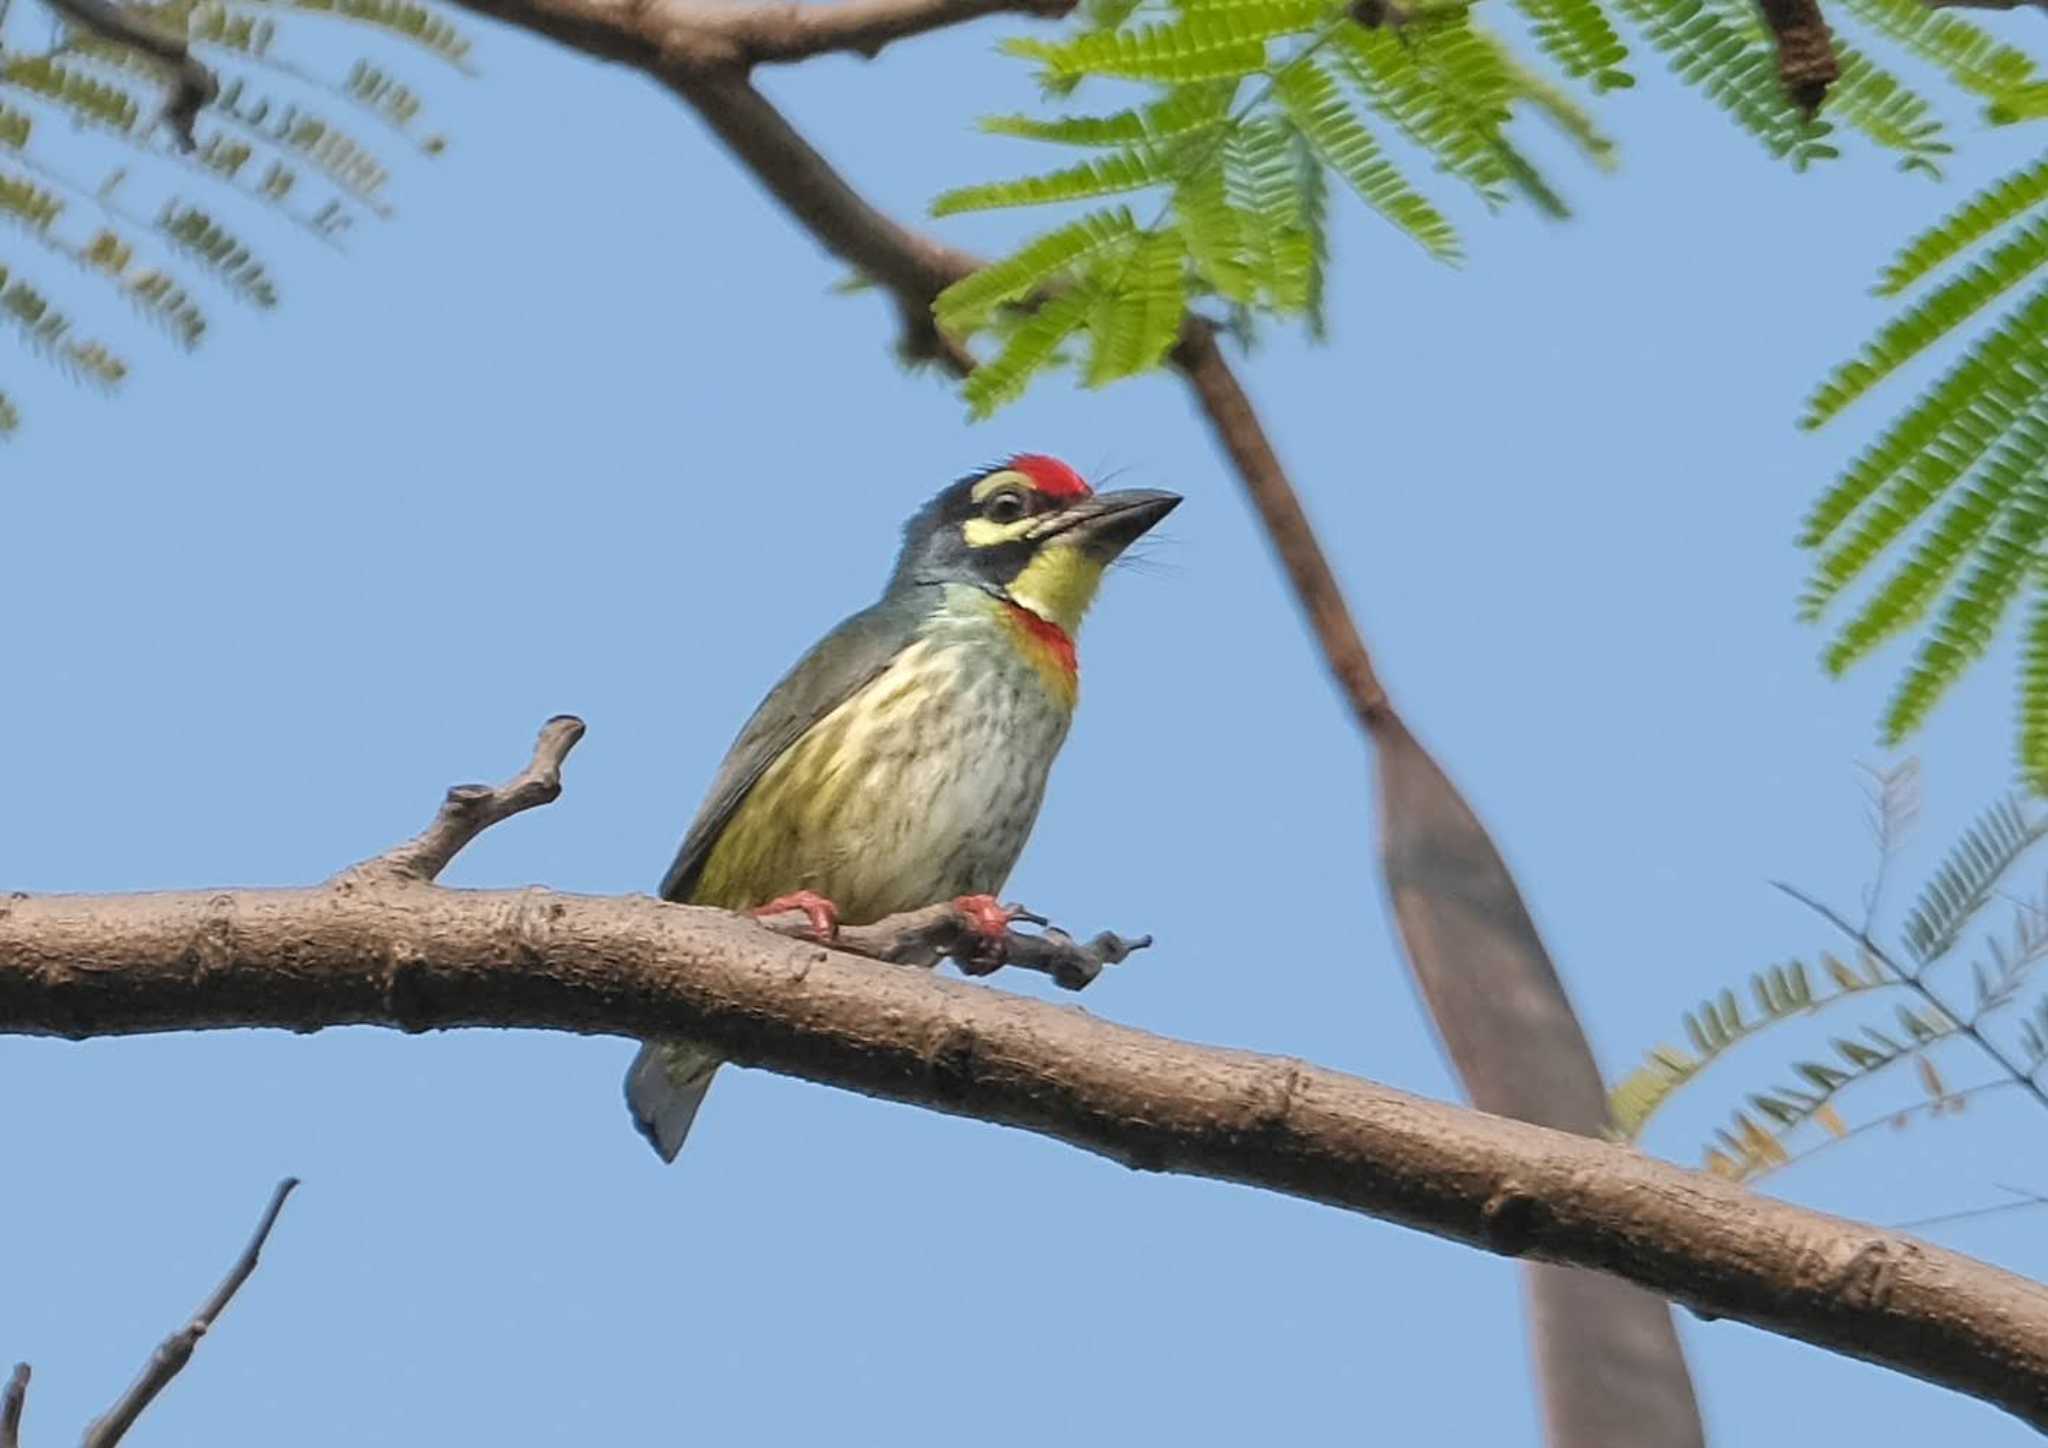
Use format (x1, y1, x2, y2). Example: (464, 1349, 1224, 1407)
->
(1275, 56, 1460, 259)
(0, 0, 471, 435)
(933, 207, 1140, 329)
(1837, 0, 2036, 106)
(1510, 0, 1632, 92)
(1085, 226, 1187, 380)
(1612, 0, 1835, 166)
(1614, 789, 2048, 1185)
(1805, 213, 2048, 432)
(2027, 593, 2048, 794)
(931, 149, 1175, 217)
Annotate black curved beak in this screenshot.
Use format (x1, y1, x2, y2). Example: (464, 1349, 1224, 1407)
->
(1037, 488, 1183, 562)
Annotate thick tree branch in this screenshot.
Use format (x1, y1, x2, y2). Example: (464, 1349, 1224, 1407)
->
(447, 0, 1067, 76)
(670, 70, 980, 310)
(1171, 327, 1392, 726)
(81, 1178, 299, 1447)
(6, 880, 2048, 1425)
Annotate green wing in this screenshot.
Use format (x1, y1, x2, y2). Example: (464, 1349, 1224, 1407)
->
(658, 596, 925, 903)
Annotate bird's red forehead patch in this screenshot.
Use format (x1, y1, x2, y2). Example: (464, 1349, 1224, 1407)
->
(1008, 454, 1091, 501)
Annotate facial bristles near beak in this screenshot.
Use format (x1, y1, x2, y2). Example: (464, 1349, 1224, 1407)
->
(1005, 488, 1182, 633)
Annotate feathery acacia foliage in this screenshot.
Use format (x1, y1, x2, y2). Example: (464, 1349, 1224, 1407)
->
(929, 0, 1619, 414)
(0, 0, 468, 436)
(1783, 11, 2048, 785)
(1613, 777, 2048, 1186)
(926, 0, 1982, 415)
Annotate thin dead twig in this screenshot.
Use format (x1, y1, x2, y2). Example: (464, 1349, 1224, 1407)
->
(82, 1177, 300, 1448)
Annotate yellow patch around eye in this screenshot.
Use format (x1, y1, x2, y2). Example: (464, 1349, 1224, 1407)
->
(970, 469, 1032, 504)
(962, 516, 1037, 549)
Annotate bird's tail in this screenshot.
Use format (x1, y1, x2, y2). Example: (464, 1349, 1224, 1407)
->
(624, 1040, 723, 1162)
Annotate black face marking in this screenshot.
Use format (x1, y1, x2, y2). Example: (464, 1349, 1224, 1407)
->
(892, 464, 1060, 595)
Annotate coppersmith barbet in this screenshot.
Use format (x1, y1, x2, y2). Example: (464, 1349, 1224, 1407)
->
(625, 455, 1180, 1160)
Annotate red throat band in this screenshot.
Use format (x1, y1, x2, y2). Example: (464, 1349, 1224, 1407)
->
(1002, 597, 1078, 680)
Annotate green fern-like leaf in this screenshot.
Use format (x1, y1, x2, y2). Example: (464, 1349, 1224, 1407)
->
(120, 265, 208, 349)
(1345, 18, 1572, 217)
(1276, 57, 1460, 260)
(931, 149, 1172, 217)
(1614, 0, 1833, 166)
(1873, 155, 2048, 299)
(1608, 955, 1892, 1141)
(980, 83, 1236, 148)
(0, 389, 17, 436)
(1495, 46, 1619, 166)
(1825, 44, 1950, 177)
(1800, 280, 2048, 564)
(1884, 473, 2048, 741)
(243, 0, 473, 67)
(213, 78, 391, 208)
(1837, 0, 2037, 104)
(1003, 4, 1325, 85)
(186, 2, 281, 58)
(1225, 115, 1317, 314)
(1510, 0, 1633, 91)
(963, 285, 1096, 417)
(158, 202, 279, 306)
(1084, 227, 1186, 383)
(1698, 1016, 1957, 1181)
(0, 264, 126, 389)
(1988, 85, 2048, 123)
(2, 56, 142, 135)
(1174, 150, 1258, 302)
(1290, 123, 1330, 334)
(342, 62, 428, 135)
(1900, 795, 2048, 963)
(1806, 214, 2048, 434)
(934, 207, 1139, 330)
(0, 168, 63, 232)
(1329, 23, 1511, 210)
(2025, 593, 2048, 793)
(1818, 427, 2041, 672)
(0, 102, 34, 151)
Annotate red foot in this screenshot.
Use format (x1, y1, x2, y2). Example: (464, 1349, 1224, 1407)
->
(751, 890, 840, 942)
(951, 894, 1014, 976)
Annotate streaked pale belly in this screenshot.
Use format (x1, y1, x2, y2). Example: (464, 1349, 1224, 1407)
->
(691, 637, 1072, 922)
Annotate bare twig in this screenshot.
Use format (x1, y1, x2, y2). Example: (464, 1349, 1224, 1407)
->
(342, 715, 585, 885)
(758, 898, 1152, 989)
(82, 1178, 300, 1448)
(1, 1364, 26, 1448)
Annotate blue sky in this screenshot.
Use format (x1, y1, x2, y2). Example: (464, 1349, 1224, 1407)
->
(7, 4, 2048, 1442)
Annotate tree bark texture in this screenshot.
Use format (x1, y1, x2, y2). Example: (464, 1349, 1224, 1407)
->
(4, 882, 2048, 1430)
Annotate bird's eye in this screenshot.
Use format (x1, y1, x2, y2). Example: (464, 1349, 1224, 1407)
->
(985, 489, 1029, 524)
